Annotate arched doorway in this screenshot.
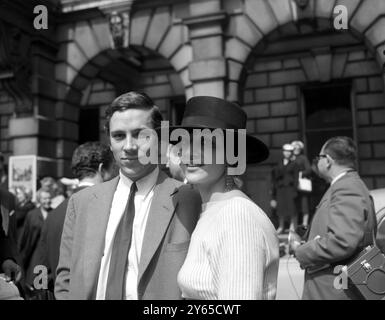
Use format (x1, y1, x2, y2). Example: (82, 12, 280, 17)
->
(238, 17, 385, 215)
(59, 45, 186, 177)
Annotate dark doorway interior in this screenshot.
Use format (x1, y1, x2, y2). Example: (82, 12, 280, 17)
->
(79, 107, 100, 144)
(302, 81, 354, 160)
(301, 81, 355, 214)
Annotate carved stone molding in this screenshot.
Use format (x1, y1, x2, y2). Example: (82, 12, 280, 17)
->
(61, 0, 133, 49)
(61, 0, 134, 13)
(108, 10, 130, 49)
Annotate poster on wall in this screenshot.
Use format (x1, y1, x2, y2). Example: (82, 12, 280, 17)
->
(8, 155, 37, 202)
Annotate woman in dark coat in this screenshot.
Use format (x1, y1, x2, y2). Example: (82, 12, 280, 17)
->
(271, 144, 299, 234)
(291, 140, 312, 228)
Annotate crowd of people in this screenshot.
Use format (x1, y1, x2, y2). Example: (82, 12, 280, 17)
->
(0, 91, 380, 300)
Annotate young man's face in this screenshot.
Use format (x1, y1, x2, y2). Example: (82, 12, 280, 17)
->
(109, 108, 157, 181)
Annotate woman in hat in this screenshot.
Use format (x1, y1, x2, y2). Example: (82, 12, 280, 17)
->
(291, 140, 312, 228)
(270, 144, 300, 234)
(171, 96, 279, 300)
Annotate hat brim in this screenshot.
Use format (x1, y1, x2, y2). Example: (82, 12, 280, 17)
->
(155, 125, 269, 164)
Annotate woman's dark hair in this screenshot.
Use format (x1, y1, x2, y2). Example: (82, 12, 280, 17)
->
(323, 136, 357, 169)
(104, 91, 163, 133)
(71, 142, 114, 180)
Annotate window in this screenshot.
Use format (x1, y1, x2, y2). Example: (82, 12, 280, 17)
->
(301, 81, 355, 161)
(301, 81, 356, 212)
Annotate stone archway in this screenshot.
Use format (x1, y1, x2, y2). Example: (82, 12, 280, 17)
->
(56, 44, 186, 177)
(56, 4, 192, 98)
(225, 0, 385, 212)
(54, 4, 191, 176)
(225, 0, 385, 102)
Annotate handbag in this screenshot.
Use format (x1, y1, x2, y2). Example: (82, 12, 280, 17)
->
(298, 172, 312, 193)
(345, 209, 385, 300)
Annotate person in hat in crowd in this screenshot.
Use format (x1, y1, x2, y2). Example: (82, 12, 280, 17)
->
(290, 136, 376, 300)
(271, 144, 300, 234)
(173, 96, 279, 300)
(291, 140, 313, 228)
(34, 142, 115, 295)
(55, 91, 201, 300)
(18, 187, 52, 297)
(0, 187, 23, 299)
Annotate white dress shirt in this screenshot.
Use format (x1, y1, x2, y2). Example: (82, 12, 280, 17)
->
(96, 167, 159, 300)
(77, 181, 95, 188)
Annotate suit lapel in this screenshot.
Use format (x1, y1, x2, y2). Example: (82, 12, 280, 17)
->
(83, 176, 120, 298)
(138, 172, 178, 283)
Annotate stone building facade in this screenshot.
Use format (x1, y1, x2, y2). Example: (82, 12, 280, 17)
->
(0, 0, 384, 212)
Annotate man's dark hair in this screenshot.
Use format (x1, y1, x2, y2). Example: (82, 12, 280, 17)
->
(104, 91, 163, 134)
(323, 136, 357, 169)
(71, 142, 114, 180)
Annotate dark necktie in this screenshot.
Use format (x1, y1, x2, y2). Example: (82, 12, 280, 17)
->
(105, 182, 137, 300)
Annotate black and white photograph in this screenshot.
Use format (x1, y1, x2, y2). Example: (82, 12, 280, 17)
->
(0, 0, 385, 308)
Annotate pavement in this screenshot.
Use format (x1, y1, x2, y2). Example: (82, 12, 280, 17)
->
(276, 233, 305, 300)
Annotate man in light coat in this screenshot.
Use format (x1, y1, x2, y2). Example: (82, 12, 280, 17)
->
(55, 92, 201, 300)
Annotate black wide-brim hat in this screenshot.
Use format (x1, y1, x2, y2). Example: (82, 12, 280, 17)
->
(156, 96, 269, 164)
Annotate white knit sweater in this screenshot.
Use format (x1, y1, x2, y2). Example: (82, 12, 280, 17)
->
(177, 193, 280, 300)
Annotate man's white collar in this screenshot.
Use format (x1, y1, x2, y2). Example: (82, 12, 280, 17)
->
(331, 171, 348, 185)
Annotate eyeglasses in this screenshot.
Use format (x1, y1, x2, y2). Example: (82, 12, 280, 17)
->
(314, 154, 328, 162)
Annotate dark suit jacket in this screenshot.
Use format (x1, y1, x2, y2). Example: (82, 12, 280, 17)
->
(35, 187, 87, 290)
(295, 171, 376, 300)
(19, 208, 49, 286)
(55, 171, 201, 300)
(0, 188, 17, 268)
(15, 200, 36, 245)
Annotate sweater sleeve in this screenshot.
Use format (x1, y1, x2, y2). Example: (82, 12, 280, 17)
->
(214, 201, 267, 300)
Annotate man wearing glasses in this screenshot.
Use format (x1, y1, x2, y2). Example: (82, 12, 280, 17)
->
(290, 136, 376, 300)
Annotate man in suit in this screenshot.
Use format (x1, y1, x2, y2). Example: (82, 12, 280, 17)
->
(55, 91, 201, 300)
(18, 188, 53, 295)
(0, 187, 22, 299)
(291, 136, 376, 300)
(35, 142, 115, 293)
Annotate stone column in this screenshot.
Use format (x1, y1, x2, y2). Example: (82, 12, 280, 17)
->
(3, 1, 60, 178)
(184, 0, 227, 98)
(9, 38, 61, 178)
